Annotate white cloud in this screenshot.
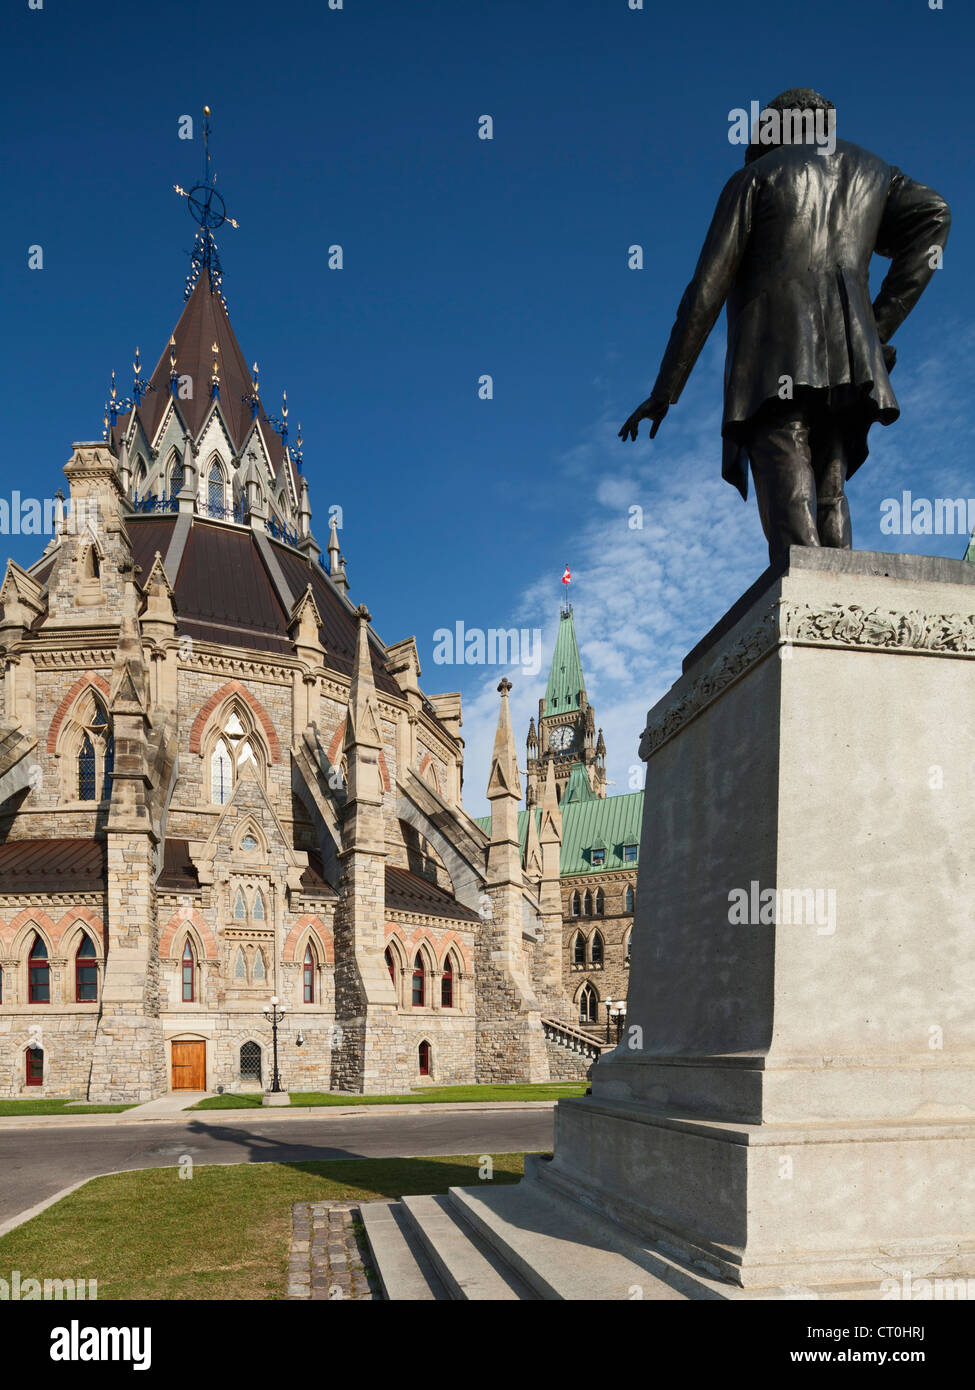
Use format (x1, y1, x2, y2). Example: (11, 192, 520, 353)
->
(458, 326, 975, 817)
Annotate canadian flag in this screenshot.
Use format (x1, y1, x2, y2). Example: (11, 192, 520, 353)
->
(561, 566, 571, 585)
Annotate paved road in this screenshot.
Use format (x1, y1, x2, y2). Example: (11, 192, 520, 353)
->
(0, 1109, 554, 1227)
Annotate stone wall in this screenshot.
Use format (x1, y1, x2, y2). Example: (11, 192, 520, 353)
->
(561, 872, 634, 1025)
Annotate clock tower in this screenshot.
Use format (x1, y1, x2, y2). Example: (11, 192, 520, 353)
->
(525, 601, 606, 806)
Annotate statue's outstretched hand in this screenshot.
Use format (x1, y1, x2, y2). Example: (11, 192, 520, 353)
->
(619, 395, 669, 442)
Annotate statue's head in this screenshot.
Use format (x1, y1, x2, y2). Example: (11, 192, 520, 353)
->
(745, 88, 836, 164)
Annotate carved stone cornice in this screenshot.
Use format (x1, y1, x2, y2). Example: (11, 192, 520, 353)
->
(641, 598, 975, 759)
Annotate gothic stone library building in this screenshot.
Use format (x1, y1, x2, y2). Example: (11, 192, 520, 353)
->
(0, 201, 638, 1101)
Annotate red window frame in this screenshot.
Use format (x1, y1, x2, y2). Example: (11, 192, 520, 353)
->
(303, 944, 315, 1003)
(441, 956, 453, 1009)
(418, 1040, 431, 1076)
(181, 940, 195, 1003)
(28, 936, 50, 1004)
(76, 934, 98, 1003)
(411, 954, 425, 1008)
(26, 1047, 43, 1086)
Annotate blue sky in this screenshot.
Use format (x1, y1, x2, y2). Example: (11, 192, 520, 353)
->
(2, 0, 972, 813)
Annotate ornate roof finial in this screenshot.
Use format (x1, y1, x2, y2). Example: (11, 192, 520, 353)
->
(243, 360, 261, 418)
(267, 389, 289, 446)
(173, 105, 238, 302)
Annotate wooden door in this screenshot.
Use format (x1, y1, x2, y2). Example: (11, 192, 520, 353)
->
(171, 1040, 206, 1091)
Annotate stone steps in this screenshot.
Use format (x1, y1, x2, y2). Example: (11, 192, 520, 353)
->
(362, 1173, 904, 1300)
(359, 1200, 448, 1300)
(361, 1192, 537, 1300)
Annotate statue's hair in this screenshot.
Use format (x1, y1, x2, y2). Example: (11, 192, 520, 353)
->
(745, 88, 835, 164)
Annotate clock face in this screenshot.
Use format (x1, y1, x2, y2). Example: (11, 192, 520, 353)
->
(550, 726, 574, 751)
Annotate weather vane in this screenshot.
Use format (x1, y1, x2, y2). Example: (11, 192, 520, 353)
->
(173, 105, 238, 302)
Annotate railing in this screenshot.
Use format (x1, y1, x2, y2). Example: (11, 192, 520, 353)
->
(541, 1016, 611, 1061)
(200, 500, 245, 523)
(266, 515, 301, 547)
(131, 494, 179, 514)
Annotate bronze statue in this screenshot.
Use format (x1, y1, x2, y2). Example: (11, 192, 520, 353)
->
(619, 89, 951, 562)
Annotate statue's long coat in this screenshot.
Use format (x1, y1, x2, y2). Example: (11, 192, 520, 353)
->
(651, 139, 951, 497)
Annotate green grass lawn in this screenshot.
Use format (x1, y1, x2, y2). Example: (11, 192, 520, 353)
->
(0, 1099, 133, 1116)
(0, 1154, 530, 1300)
(193, 1081, 586, 1110)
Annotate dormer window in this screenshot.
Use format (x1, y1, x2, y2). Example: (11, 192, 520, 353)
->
(591, 848, 606, 868)
(623, 844, 638, 864)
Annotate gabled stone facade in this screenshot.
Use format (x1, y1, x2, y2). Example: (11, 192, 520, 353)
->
(0, 254, 564, 1101)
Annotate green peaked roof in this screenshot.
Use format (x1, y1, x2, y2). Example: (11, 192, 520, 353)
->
(476, 789, 643, 877)
(563, 760, 596, 803)
(544, 607, 586, 714)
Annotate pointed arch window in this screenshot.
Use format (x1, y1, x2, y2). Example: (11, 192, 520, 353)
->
(303, 943, 316, 1004)
(624, 929, 632, 964)
(78, 734, 95, 800)
(579, 984, 597, 1025)
(134, 458, 148, 501)
(209, 707, 265, 805)
(181, 939, 196, 1003)
(418, 1040, 431, 1076)
(207, 461, 225, 514)
(385, 947, 396, 983)
(75, 933, 98, 1002)
(573, 932, 586, 966)
(441, 955, 454, 1009)
(595, 888, 605, 916)
(169, 456, 184, 498)
(252, 891, 266, 922)
(211, 738, 233, 805)
(253, 950, 266, 982)
(28, 935, 50, 1003)
(26, 1048, 44, 1087)
(75, 699, 114, 803)
(234, 947, 248, 981)
(625, 885, 635, 913)
(233, 888, 247, 920)
(583, 890, 593, 917)
(411, 953, 425, 1008)
(591, 931, 604, 967)
(571, 891, 581, 917)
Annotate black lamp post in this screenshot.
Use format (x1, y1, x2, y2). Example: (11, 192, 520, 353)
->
(605, 999, 626, 1044)
(262, 996, 287, 1093)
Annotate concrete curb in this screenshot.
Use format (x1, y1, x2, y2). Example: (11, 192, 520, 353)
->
(0, 1099, 562, 1130)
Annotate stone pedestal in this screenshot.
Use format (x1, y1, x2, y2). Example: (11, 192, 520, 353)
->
(262, 1090, 291, 1107)
(472, 549, 975, 1297)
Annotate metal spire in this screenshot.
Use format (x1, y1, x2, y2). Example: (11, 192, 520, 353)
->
(173, 105, 239, 304)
